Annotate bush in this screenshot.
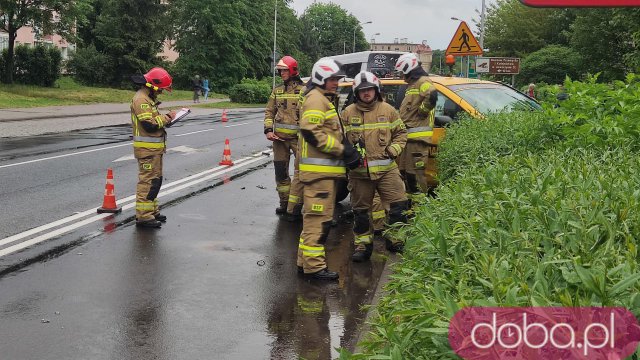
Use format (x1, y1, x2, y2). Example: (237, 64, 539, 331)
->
(67, 45, 114, 87)
(5, 45, 62, 86)
(228, 78, 271, 103)
(519, 45, 583, 87)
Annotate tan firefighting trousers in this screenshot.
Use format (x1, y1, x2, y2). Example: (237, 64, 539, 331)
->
(297, 179, 336, 274)
(136, 155, 163, 221)
(272, 139, 303, 215)
(349, 168, 407, 251)
(399, 140, 430, 193)
(371, 192, 387, 233)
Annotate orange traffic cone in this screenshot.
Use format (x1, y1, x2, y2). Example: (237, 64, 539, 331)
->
(221, 109, 228, 123)
(219, 138, 234, 166)
(97, 168, 122, 214)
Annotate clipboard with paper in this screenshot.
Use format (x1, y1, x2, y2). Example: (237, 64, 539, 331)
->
(168, 108, 191, 127)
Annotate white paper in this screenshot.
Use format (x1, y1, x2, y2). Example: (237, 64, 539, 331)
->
(171, 108, 191, 125)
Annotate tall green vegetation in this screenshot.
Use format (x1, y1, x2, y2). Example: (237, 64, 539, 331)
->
(0, 0, 90, 84)
(344, 75, 640, 359)
(484, 0, 640, 84)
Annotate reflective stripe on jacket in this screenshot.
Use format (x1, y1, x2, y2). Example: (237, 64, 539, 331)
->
(130, 88, 170, 158)
(341, 100, 407, 180)
(264, 80, 304, 139)
(298, 87, 346, 182)
(399, 76, 436, 143)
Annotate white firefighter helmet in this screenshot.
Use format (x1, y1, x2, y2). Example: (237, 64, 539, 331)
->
(353, 71, 381, 94)
(310, 58, 346, 86)
(394, 53, 420, 75)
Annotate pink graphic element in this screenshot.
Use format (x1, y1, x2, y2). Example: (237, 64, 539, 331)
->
(449, 307, 640, 360)
(320, 65, 334, 72)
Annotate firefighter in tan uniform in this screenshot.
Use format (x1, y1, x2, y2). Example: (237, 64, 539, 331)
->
(264, 56, 305, 220)
(130, 67, 176, 228)
(296, 58, 361, 280)
(342, 71, 409, 261)
(394, 53, 438, 196)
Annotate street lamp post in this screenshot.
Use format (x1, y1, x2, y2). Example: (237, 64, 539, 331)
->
(480, 0, 486, 50)
(370, 32, 381, 46)
(272, 0, 278, 89)
(353, 20, 372, 53)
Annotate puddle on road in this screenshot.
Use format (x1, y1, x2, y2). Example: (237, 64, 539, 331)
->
(261, 217, 387, 359)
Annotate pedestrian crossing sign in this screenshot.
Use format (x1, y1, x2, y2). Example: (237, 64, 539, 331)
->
(446, 21, 483, 56)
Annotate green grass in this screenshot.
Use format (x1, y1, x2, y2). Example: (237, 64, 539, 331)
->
(0, 77, 226, 108)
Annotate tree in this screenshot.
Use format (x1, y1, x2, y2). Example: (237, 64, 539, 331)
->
(569, 9, 635, 82)
(0, 0, 89, 83)
(299, 3, 367, 58)
(519, 45, 582, 86)
(91, 0, 169, 87)
(484, 0, 571, 57)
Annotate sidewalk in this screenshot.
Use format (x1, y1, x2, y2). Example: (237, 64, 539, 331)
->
(0, 99, 227, 122)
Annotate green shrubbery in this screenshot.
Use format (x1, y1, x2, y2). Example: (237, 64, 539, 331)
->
(228, 78, 272, 104)
(347, 74, 640, 359)
(1, 45, 62, 86)
(66, 45, 114, 87)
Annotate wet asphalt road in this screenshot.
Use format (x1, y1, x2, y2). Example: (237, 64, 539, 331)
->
(0, 164, 388, 360)
(0, 110, 391, 359)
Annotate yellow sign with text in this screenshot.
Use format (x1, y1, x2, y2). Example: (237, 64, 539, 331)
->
(446, 21, 483, 56)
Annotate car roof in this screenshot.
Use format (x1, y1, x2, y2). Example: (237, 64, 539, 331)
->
(339, 75, 501, 87)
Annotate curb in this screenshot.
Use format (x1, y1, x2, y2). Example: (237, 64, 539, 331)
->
(353, 253, 399, 354)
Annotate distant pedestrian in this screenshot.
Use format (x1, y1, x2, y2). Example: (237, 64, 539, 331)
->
(528, 83, 536, 99)
(192, 75, 202, 103)
(203, 78, 210, 101)
(129, 67, 176, 228)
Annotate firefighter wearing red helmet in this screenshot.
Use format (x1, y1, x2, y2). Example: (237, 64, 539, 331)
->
(130, 67, 177, 228)
(264, 56, 305, 220)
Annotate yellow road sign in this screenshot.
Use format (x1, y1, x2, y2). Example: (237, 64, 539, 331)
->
(446, 21, 483, 56)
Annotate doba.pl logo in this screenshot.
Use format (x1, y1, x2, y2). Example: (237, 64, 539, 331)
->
(449, 307, 640, 359)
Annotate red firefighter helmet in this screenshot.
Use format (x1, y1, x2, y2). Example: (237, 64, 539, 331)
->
(143, 67, 173, 91)
(276, 56, 299, 77)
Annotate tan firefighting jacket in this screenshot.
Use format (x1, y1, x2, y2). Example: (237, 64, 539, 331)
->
(341, 100, 407, 180)
(399, 75, 436, 144)
(130, 88, 172, 158)
(298, 86, 346, 182)
(264, 79, 304, 140)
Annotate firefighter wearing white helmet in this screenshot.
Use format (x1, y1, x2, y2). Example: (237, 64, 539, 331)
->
(394, 53, 437, 196)
(341, 71, 408, 260)
(296, 58, 361, 281)
(264, 56, 305, 221)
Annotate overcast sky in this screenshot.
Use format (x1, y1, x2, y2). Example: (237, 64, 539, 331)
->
(289, 0, 496, 50)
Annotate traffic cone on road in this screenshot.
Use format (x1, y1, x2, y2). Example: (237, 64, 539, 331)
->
(221, 109, 228, 123)
(219, 138, 234, 166)
(97, 168, 122, 214)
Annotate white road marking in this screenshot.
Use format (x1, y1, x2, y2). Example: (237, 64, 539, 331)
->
(174, 128, 215, 137)
(0, 149, 272, 257)
(1, 121, 257, 169)
(0, 143, 131, 169)
(224, 122, 251, 128)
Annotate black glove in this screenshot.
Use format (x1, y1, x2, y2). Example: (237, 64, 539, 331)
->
(429, 90, 438, 107)
(342, 138, 362, 170)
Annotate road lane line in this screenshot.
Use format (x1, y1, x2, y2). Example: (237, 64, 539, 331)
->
(174, 129, 216, 137)
(0, 151, 271, 257)
(224, 122, 251, 128)
(0, 149, 272, 249)
(0, 143, 131, 170)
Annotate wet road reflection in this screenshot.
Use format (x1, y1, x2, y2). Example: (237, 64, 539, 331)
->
(263, 204, 386, 359)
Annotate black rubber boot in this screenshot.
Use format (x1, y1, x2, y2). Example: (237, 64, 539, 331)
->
(306, 268, 339, 281)
(297, 266, 304, 274)
(351, 244, 373, 263)
(283, 212, 302, 222)
(385, 239, 404, 253)
(275, 204, 287, 215)
(154, 213, 167, 222)
(136, 219, 162, 228)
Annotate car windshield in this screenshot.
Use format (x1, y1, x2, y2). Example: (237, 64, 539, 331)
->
(447, 83, 541, 114)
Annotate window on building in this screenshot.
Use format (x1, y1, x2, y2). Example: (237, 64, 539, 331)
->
(387, 46, 390, 50)
(0, 34, 8, 52)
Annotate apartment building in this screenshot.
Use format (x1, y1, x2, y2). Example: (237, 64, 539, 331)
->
(0, 26, 75, 59)
(370, 38, 433, 70)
